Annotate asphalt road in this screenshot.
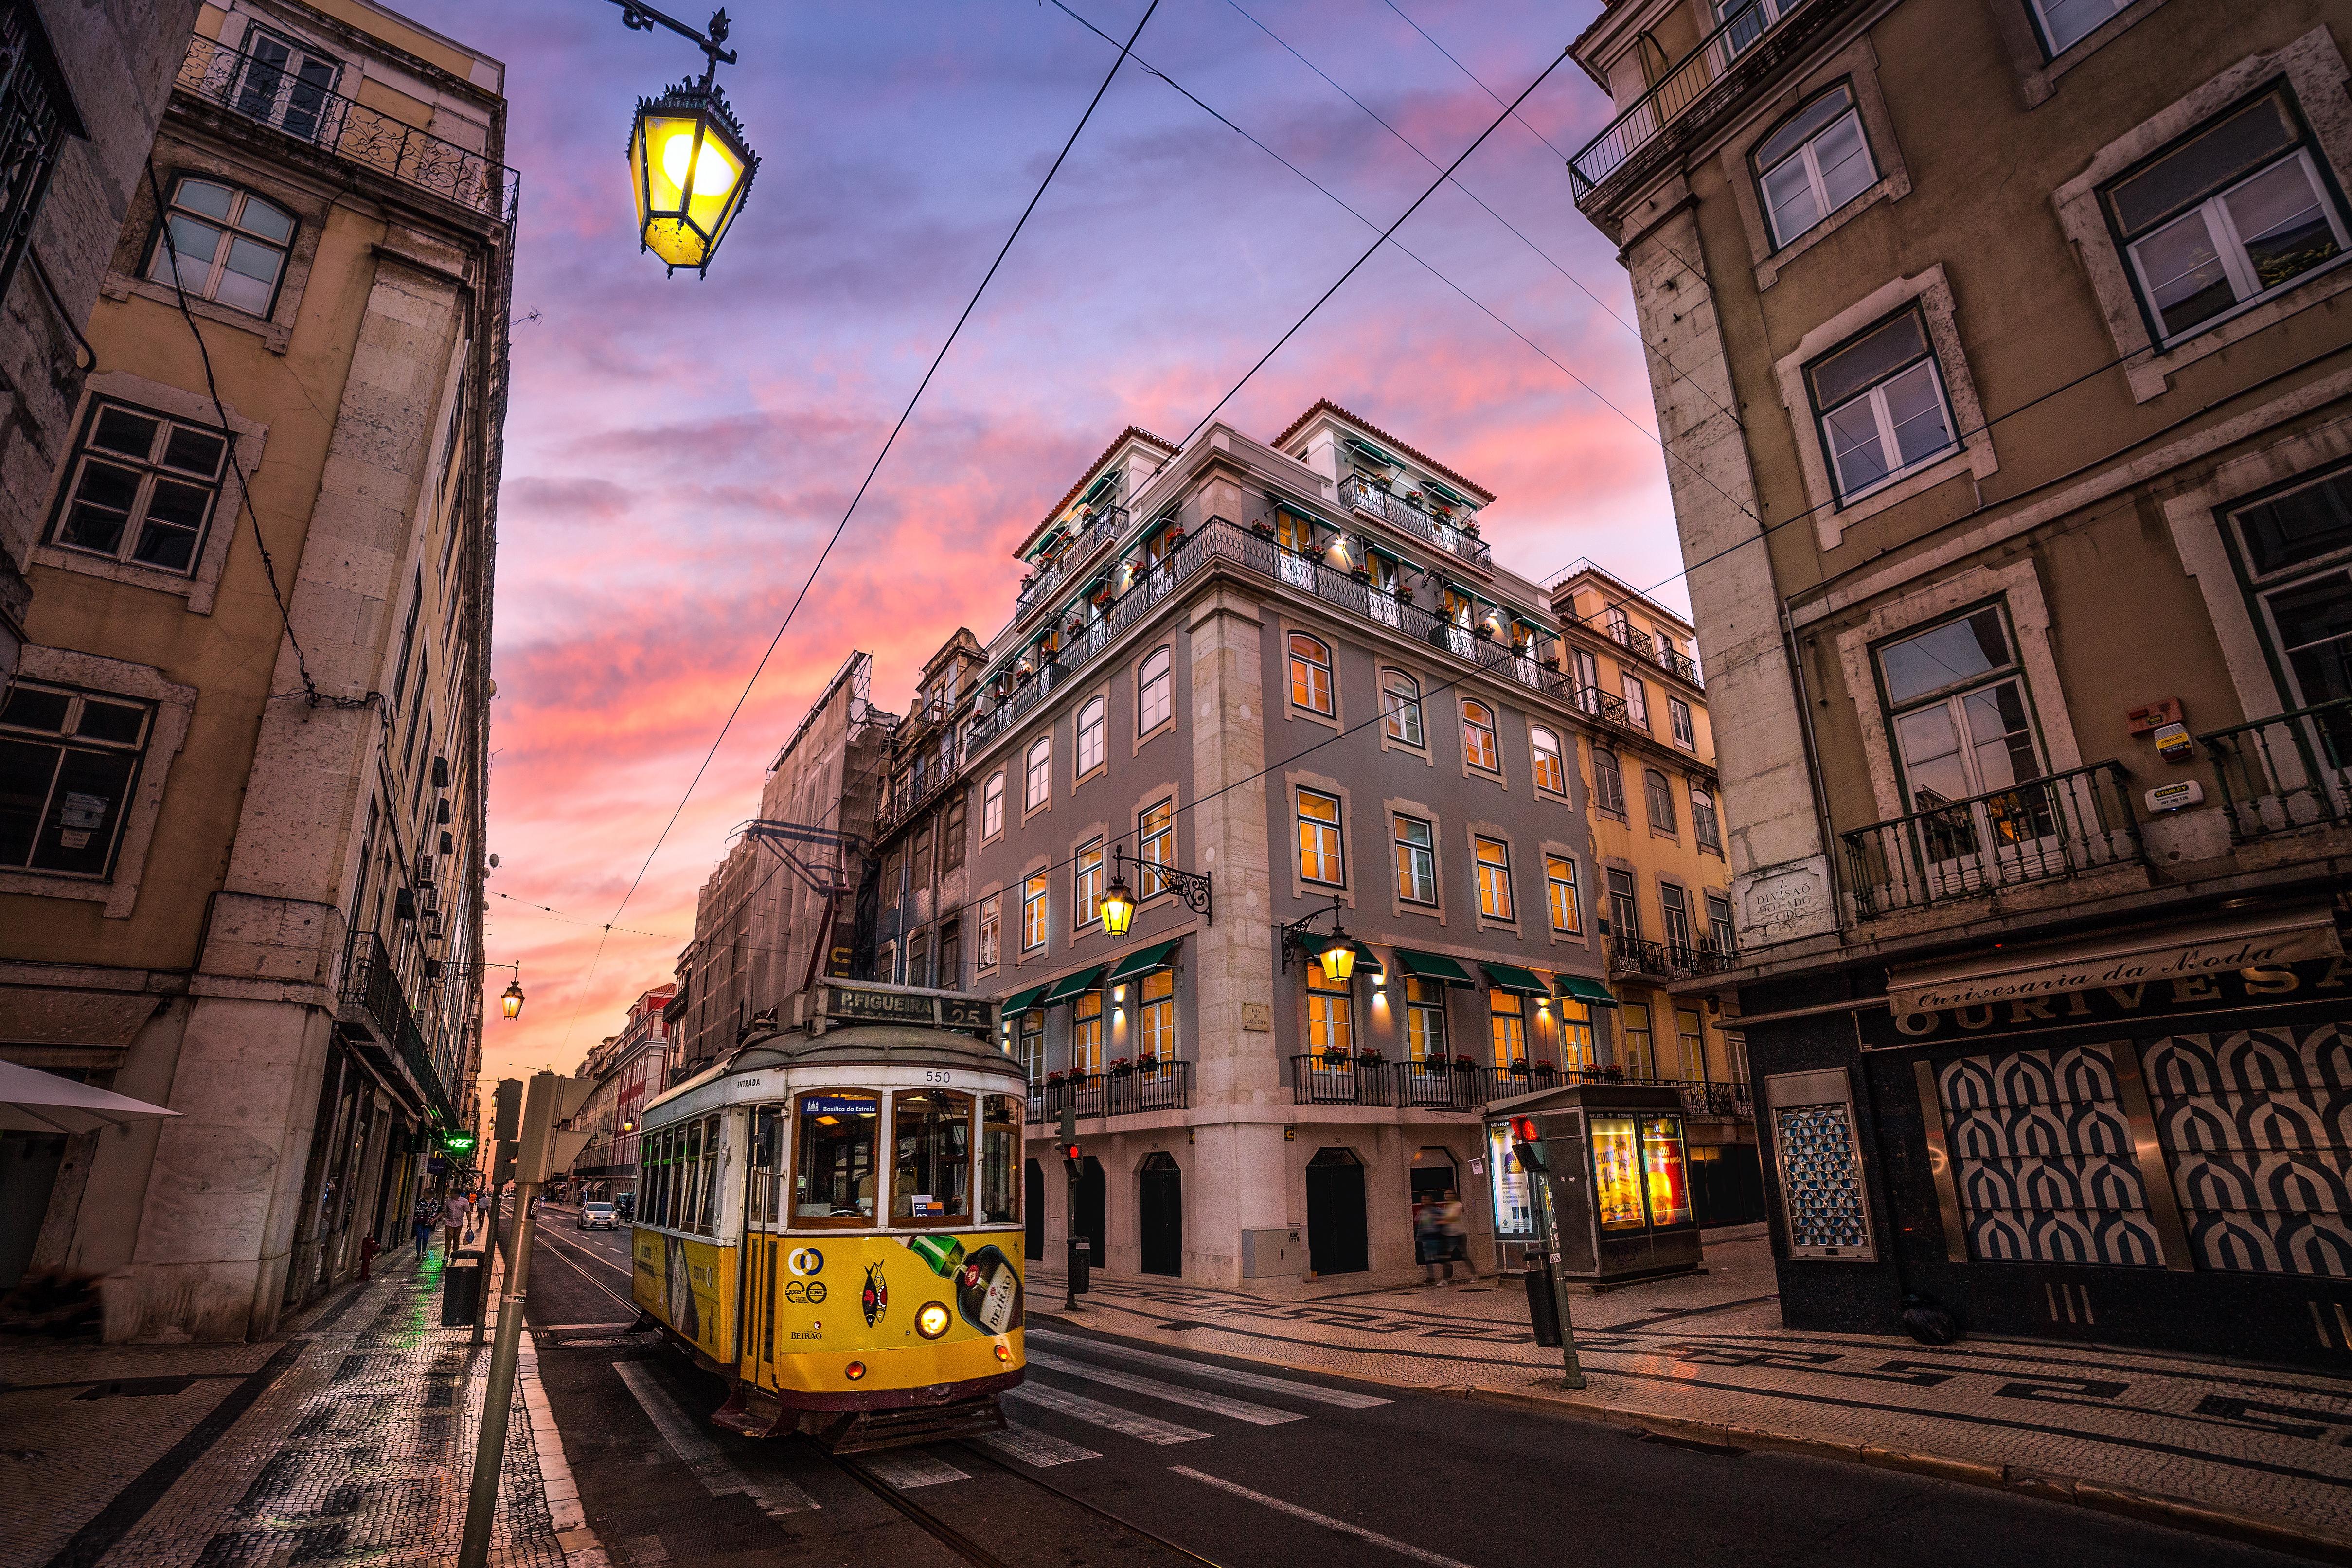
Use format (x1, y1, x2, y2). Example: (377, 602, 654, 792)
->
(514, 1203, 2305, 1568)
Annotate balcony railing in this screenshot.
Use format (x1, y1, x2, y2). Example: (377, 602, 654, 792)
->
(341, 932, 459, 1125)
(1841, 761, 2144, 921)
(970, 518, 1577, 751)
(178, 36, 520, 223)
(1286, 1056, 1752, 1120)
(1027, 1061, 1194, 1122)
(1337, 474, 1493, 567)
(2198, 697, 2352, 843)
(1015, 504, 1131, 623)
(1569, 0, 1844, 199)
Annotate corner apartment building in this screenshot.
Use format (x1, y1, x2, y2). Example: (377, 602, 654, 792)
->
(950, 404, 1654, 1290)
(569, 984, 674, 1203)
(0, 0, 514, 1340)
(1568, 0, 2352, 1363)
(1549, 561, 1761, 1221)
(0, 0, 202, 684)
(870, 630, 988, 992)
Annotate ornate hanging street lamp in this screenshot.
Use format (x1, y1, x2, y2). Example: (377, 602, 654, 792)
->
(501, 978, 527, 1021)
(1278, 895, 1357, 980)
(608, 3, 759, 276)
(1098, 846, 1213, 940)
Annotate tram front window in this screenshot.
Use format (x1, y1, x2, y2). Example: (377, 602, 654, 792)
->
(981, 1094, 1021, 1225)
(794, 1091, 879, 1224)
(892, 1089, 973, 1224)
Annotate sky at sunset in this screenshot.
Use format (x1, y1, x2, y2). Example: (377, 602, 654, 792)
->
(391, 0, 1685, 1095)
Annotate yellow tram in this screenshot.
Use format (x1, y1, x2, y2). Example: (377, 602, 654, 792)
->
(630, 980, 1026, 1450)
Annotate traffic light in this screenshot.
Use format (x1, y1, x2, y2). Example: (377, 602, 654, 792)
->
(1061, 1141, 1083, 1181)
(1509, 1116, 1548, 1174)
(491, 1139, 517, 1187)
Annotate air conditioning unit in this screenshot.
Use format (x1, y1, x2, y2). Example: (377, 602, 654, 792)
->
(419, 886, 442, 916)
(415, 854, 437, 887)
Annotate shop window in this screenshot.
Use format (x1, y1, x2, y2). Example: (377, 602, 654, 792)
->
(0, 682, 153, 878)
(1806, 306, 1960, 504)
(2104, 88, 2346, 345)
(48, 401, 230, 574)
(1392, 812, 1436, 905)
(792, 1089, 878, 1226)
(891, 1088, 972, 1224)
(1752, 83, 1877, 249)
(1297, 787, 1344, 886)
(147, 178, 296, 317)
(1306, 956, 1353, 1058)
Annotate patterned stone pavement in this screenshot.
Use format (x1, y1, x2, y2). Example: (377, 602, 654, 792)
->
(1033, 1231, 2352, 1544)
(2, 1240, 602, 1568)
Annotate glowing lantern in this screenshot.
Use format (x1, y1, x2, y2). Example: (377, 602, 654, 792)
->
(628, 79, 758, 276)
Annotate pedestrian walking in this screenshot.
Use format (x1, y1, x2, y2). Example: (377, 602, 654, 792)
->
(1431, 1190, 1472, 1285)
(442, 1189, 470, 1256)
(1414, 1195, 1444, 1284)
(410, 1199, 434, 1260)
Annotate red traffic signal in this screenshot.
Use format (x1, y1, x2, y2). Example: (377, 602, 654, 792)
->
(1062, 1142, 1082, 1161)
(1509, 1116, 1549, 1173)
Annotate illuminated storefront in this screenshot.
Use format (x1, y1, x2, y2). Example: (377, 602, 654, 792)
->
(1486, 1082, 1701, 1286)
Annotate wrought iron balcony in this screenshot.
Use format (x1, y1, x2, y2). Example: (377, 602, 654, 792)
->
(1337, 473, 1493, 567)
(2197, 697, 2352, 843)
(1841, 761, 2144, 921)
(1285, 1055, 1749, 1119)
(1569, 0, 1855, 204)
(1026, 1060, 1193, 1122)
(1608, 937, 1675, 982)
(340, 931, 460, 1125)
(178, 36, 519, 224)
(1014, 504, 1131, 623)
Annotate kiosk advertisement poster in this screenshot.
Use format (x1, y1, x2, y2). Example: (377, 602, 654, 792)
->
(1486, 1121, 1534, 1237)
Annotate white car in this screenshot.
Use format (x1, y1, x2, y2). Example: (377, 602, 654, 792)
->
(577, 1202, 619, 1231)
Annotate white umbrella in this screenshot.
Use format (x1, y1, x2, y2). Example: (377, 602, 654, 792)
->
(0, 1057, 180, 1135)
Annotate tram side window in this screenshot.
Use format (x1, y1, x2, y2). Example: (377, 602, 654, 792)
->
(751, 1106, 781, 1226)
(794, 1090, 880, 1226)
(649, 1129, 667, 1228)
(980, 1094, 1021, 1225)
(660, 1128, 680, 1229)
(697, 1113, 721, 1235)
(892, 1089, 973, 1225)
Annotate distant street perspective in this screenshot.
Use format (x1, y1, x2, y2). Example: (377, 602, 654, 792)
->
(8, 1, 2352, 1566)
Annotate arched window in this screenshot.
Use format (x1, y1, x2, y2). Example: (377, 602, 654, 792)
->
(982, 770, 1005, 838)
(1693, 788, 1722, 853)
(1138, 646, 1173, 733)
(1461, 699, 1498, 773)
(1025, 736, 1051, 809)
(1750, 83, 1876, 250)
(1381, 669, 1423, 746)
(1076, 696, 1106, 774)
(1530, 726, 1565, 795)
(1289, 633, 1333, 716)
(149, 178, 295, 316)
(1644, 768, 1677, 833)
(1593, 748, 1626, 816)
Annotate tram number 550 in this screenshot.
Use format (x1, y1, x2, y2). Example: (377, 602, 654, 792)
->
(924, 1069, 953, 1084)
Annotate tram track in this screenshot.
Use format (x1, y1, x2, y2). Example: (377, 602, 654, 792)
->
(530, 1220, 641, 1317)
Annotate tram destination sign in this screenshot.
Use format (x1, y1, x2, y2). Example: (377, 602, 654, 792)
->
(816, 982, 995, 1034)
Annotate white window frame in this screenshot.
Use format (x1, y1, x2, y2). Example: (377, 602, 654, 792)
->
(1138, 645, 1173, 735)
(2118, 142, 2348, 351)
(1669, 697, 1696, 750)
(1075, 695, 1107, 776)
(2026, 0, 2131, 59)
(1393, 812, 1437, 905)
(1619, 673, 1649, 730)
(1753, 85, 1878, 249)
(1530, 725, 1567, 796)
(1021, 872, 1049, 953)
(1809, 308, 1961, 506)
(1024, 736, 1051, 811)
(1382, 668, 1425, 747)
(982, 770, 1005, 839)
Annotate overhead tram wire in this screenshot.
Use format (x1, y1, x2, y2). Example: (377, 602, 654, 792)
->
(546, 3, 1166, 1049)
(1214, 0, 1741, 433)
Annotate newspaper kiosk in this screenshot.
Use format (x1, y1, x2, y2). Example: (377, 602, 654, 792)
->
(1486, 1081, 1701, 1288)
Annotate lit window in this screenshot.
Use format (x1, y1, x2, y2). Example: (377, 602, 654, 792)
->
(1474, 836, 1514, 921)
(1139, 969, 1176, 1061)
(48, 402, 230, 574)
(1073, 992, 1103, 1076)
(1289, 633, 1334, 716)
(1752, 84, 1876, 249)
(1488, 990, 1526, 1068)
(1806, 307, 1959, 503)
(0, 682, 153, 877)
(1024, 736, 1051, 809)
(1022, 872, 1049, 951)
(1306, 956, 1353, 1057)
(2105, 89, 2348, 345)
(1558, 999, 1595, 1072)
(1076, 695, 1106, 775)
(1546, 854, 1580, 935)
(147, 178, 296, 317)
(1530, 726, 1566, 795)
(1139, 645, 1173, 732)
(1074, 837, 1104, 927)
(1297, 788, 1344, 886)
(982, 770, 1004, 837)
(1139, 797, 1174, 897)
(1382, 669, 1424, 745)
(1406, 977, 1448, 1062)
(1461, 700, 1498, 772)
(1392, 813, 1436, 905)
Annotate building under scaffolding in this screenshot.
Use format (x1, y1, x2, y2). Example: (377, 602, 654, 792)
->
(669, 653, 895, 1082)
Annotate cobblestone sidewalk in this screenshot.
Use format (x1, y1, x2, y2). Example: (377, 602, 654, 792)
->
(1033, 1232, 2352, 1553)
(2, 1240, 602, 1568)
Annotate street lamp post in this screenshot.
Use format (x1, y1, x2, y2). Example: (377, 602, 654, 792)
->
(606, 2, 759, 275)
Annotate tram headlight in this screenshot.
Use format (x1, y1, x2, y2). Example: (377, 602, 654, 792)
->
(916, 1301, 952, 1340)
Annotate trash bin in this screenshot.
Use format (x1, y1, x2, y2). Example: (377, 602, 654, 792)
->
(441, 1254, 482, 1327)
(1522, 1265, 1562, 1348)
(1067, 1236, 1091, 1295)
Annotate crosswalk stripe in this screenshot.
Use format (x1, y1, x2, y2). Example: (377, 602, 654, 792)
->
(1026, 1351, 1305, 1425)
(612, 1362, 819, 1515)
(858, 1450, 968, 1489)
(1171, 1467, 1483, 1568)
(1026, 1329, 1391, 1409)
(975, 1420, 1100, 1467)
(1004, 1379, 1209, 1443)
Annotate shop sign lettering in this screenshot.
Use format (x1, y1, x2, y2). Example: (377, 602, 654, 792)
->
(1891, 924, 2340, 1014)
(1859, 956, 2352, 1050)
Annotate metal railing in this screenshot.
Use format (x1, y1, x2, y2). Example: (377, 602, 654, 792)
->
(970, 518, 1579, 750)
(1569, 0, 1840, 198)
(1286, 1056, 1752, 1119)
(1015, 504, 1131, 622)
(1841, 761, 2143, 921)
(178, 36, 520, 223)
(2198, 696, 2352, 843)
(1028, 1060, 1194, 1122)
(1608, 937, 1674, 981)
(341, 932, 459, 1125)
(1337, 474, 1493, 567)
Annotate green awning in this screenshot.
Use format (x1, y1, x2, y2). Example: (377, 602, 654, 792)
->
(1424, 479, 1469, 507)
(1080, 471, 1118, 505)
(1041, 966, 1106, 1005)
(1344, 434, 1398, 467)
(1348, 940, 1385, 979)
(1105, 939, 1181, 983)
(1364, 541, 1402, 563)
(1554, 974, 1620, 1009)
(1000, 984, 1049, 1015)
(1396, 949, 1476, 987)
(1482, 962, 1549, 997)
